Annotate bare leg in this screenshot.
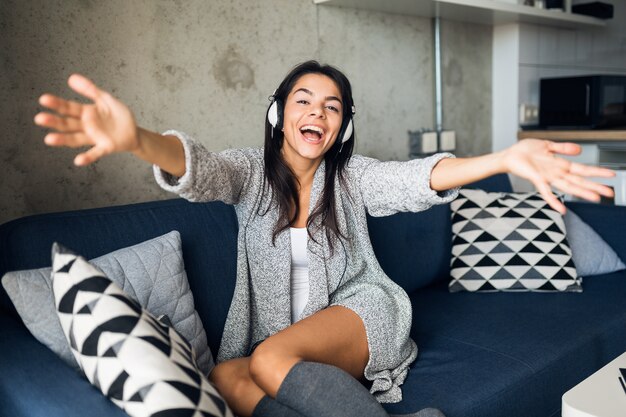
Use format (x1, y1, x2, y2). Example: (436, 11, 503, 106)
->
(248, 305, 369, 397)
(209, 357, 265, 417)
(210, 305, 369, 417)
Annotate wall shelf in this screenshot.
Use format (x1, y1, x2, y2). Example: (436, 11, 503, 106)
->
(313, 0, 606, 28)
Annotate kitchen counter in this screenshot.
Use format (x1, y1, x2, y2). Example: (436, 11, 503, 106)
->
(518, 130, 626, 142)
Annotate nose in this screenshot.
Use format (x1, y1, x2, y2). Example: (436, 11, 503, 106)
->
(309, 103, 325, 118)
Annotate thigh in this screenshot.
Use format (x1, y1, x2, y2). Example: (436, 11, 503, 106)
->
(260, 305, 369, 378)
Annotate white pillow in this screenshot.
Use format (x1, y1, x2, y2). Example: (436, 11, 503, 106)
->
(51, 243, 232, 417)
(450, 190, 580, 292)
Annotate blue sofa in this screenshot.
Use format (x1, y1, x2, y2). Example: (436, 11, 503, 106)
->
(1, 175, 625, 417)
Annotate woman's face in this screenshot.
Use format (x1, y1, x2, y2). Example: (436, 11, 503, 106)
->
(281, 73, 344, 168)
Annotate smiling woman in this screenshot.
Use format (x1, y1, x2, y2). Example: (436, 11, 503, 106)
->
(34, 60, 615, 417)
(263, 64, 356, 243)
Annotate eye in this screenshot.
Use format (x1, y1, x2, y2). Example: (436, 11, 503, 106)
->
(297, 99, 309, 105)
(326, 105, 340, 113)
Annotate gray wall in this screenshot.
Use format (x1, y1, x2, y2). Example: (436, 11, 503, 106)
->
(0, 0, 492, 224)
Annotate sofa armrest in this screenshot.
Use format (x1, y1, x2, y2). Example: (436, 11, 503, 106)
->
(0, 314, 128, 417)
(566, 201, 626, 261)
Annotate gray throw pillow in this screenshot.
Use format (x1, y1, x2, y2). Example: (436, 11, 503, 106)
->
(1, 231, 214, 376)
(564, 210, 626, 276)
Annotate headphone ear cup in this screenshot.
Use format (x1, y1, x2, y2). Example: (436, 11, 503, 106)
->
(341, 118, 353, 143)
(268, 99, 283, 131)
(268, 100, 278, 128)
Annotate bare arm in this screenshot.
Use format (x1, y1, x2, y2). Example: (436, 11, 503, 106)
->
(35, 74, 186, 177)
(133, 128, 185, 177)
(430, 151, 506, 191)
(430, 139, 615, 214)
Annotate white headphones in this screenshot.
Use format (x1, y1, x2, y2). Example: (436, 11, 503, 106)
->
(267, 92, 355, 144)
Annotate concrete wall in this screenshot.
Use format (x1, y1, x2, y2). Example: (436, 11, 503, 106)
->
(0, 0, 492, 224)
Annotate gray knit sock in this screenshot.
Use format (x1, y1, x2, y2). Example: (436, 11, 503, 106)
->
(276, 361, 388, 417)
(252, 395, 304, 417)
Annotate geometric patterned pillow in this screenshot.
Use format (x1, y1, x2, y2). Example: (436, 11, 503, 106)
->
(51, 243, 233, 417)
(449, 189, 581, 292)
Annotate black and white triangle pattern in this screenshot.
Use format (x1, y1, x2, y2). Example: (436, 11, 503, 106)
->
(449, 189, 581, 292)
(51, 243, 233, 417)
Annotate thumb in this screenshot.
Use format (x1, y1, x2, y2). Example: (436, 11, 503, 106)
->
(548, 141, 581, 156)
(74, 145, 107, 166)
(68, 74, 103, 103)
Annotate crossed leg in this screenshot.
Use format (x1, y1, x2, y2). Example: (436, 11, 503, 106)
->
(209, 305, 369, 417)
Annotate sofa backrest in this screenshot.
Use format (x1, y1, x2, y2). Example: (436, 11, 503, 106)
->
(0, 199, 238, 357)
(367, 173, 513, 294)
(0, 174, 513, 354)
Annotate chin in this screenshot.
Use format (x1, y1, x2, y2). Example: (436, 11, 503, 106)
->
(296, 147, 326, 161)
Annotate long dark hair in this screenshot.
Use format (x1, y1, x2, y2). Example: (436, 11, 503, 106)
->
(262, 61, 355, 251)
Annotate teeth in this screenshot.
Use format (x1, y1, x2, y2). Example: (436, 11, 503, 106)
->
(300, 125, 324, 135)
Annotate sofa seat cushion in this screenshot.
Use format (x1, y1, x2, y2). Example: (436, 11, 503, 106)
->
(0, 314, 129, 417)
(383, 271, 626, 417)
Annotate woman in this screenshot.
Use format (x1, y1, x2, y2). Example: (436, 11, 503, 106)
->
(35, 61, 614, 417)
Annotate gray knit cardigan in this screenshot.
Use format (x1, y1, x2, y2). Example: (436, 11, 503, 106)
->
(154, 130, 459, 403)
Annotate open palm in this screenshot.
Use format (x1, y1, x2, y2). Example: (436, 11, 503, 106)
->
(35, 74, 138, 166)
(504, 139, 615, 213)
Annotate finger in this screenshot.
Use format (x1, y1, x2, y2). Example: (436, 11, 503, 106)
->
(564, 173, 615, 198)
(550, 155, 573, 172)
(74, 146, 108, 166)
(568, 162, 616, 178)
(34, 112, 82, 133)
(551, 178, 600, 203)
(44, 132, 92, 148)
(533, 180, 566, 214)
(67, 74, 103, 103)
(547, 141, 581, 156)
(38, 93, 84, 118)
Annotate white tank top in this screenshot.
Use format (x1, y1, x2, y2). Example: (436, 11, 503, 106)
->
(290, 227, 309, 323)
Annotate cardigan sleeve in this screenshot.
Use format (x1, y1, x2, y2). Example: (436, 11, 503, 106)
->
(350, 153, 460, 217)
(153, 129, 252, 204)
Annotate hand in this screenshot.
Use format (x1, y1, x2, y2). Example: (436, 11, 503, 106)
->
(502, 139, 615, 214)
(35, 74, 139, 166)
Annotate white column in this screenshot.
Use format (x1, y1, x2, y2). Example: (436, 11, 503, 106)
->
(492, 23, 520, 153)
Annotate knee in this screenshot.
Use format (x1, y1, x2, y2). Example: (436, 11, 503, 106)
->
(249, 339, 300, 391)
(249, 340, 281, 383)
(209, 362, 252, 401)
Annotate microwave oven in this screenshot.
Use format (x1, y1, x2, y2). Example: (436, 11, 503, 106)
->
(539, 75, 626, 129)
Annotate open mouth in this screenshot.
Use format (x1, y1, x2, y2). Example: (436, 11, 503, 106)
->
(299, 125, 325, 144)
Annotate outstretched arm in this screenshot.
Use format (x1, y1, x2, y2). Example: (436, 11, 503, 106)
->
(430, 139, 615, 214)
(35, 74, 186, 177)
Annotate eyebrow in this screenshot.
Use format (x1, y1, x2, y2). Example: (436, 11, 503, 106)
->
(293, 88, 343, 105)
